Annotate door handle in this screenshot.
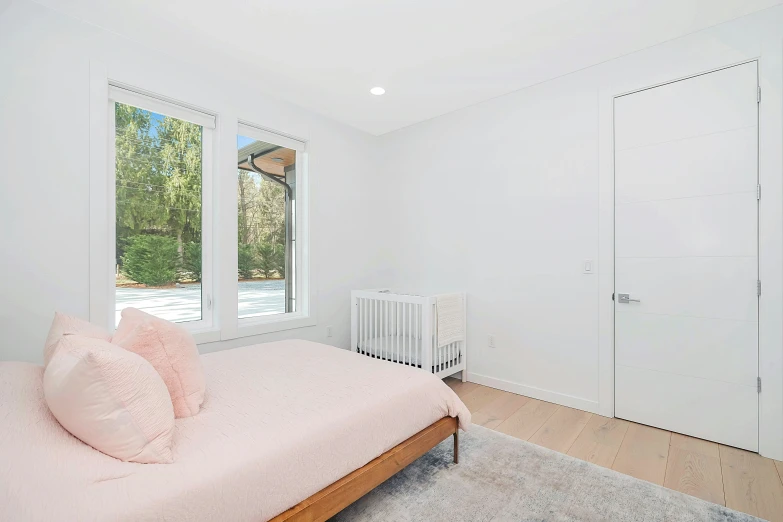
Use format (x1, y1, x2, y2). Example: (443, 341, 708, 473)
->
(617, 293, 640, 304)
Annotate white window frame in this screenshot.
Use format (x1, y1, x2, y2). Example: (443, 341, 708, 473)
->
(90, 74, 217, 335)
(225, 122, 314, 339)
(90, 63, 314, 343)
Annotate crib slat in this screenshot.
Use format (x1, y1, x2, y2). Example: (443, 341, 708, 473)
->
(437, 307, 441, 373)
(418, 303, 422, 370)
(366, 298, 370, 357)
(415, 303, 419, 368)
(357, 298, 361, 353)
(405, 303, 413, 365)
(361, 299, 367, 353)
(395, 302, 400, 363)
(383, 300, 388, 360)
(402, 302, 406, 365)
(390, 301, 394, 362)
(378, 299, 382, 359)
(422, 303, 426, 371)
(393, 301, 397, 363)
(398, 302, 402, 364)
(379, 299, 382, 360)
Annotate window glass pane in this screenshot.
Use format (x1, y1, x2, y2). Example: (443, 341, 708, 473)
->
(237, 135, 295, 318)
(114, 102, 203, 325)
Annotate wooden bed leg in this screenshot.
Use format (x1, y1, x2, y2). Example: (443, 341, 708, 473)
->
(453, 430, 459, 464)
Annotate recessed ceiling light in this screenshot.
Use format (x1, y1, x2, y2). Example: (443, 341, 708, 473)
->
(370, 87, 386, 96)
(271, 157, 284, 162)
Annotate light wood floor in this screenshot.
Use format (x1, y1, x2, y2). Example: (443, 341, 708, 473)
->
(445, 378, 783, 522)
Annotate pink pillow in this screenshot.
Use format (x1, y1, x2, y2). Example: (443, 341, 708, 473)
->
(43, 335, 175, 464)
(43, 312, 111, 366)
(112, 308, 205, 418)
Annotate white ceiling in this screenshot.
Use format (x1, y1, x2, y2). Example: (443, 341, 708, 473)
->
(33, 0, 782, 135)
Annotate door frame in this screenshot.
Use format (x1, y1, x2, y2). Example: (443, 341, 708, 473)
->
(597, 57, 783, 460)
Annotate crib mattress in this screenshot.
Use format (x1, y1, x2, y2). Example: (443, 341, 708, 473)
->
(0, 340, 470, 522)
(358, 335, 461, 367)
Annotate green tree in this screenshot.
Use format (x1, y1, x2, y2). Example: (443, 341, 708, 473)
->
(114, 104, 204, 284)
(237, 169, 286, 281)
(121, 235, 180, 287)
(238, 244, 256, 280)
(156, 116, 203, 250)
(115, 104, 168, 264)
(256, 243, 276, 279)
(182, 241, 202, 282)
(273, 245, 285, 279)
(237, 171, 285, 247)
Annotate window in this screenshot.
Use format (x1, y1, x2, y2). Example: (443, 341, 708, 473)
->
(109, 86, 214, 328)
(91, 75, 311, 340)
(236, 124, 304, 322)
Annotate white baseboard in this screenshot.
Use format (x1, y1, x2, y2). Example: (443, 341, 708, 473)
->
(466, 372, 602, 415)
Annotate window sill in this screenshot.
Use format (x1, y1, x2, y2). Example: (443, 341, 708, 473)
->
(188, 314, 316, 346)
(191, 328, 222, 345)
(224, 314, 316, 341)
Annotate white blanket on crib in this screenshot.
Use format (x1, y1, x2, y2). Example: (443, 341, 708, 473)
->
(436, 293, 464, 348)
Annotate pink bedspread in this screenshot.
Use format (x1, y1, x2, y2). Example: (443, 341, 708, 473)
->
(0, 340, 470, 521)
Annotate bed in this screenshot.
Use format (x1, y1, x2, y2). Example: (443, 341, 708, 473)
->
(0, 339, 470, 521)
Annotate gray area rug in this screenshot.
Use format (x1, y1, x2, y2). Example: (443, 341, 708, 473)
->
(332, 425, 760, 522)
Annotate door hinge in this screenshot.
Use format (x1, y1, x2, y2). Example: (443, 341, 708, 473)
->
(758, 377, 762, 393)
(757, 184, 761, 200)
(757, 280, 762, 297)
(757, 86, 761, 103)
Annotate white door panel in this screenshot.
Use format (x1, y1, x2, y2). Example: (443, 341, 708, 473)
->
(614, 62, 758, 151)
(616, 315, 757, 386)
(615, 257, 757, 321)
(616, 365, 758, 451)
(614, 62, 758, 451)
(616, 193, 757, 259)
(615, 126, 757, 204)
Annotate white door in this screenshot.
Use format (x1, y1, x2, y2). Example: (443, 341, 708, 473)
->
(614, 62, 759, 451)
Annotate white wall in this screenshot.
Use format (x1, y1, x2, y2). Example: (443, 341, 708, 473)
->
(2, 0, 782, 459)
(0, 0, 391, 362)
(378, 7, 783, 459)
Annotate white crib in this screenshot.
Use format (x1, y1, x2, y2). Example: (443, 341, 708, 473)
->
(350, 289, 467, 380)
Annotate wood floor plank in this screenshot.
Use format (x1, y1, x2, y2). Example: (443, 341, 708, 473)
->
(612, 423, 671, 485)
(669, 433, 719, 459)
(445, 380, 783, 522)
(444, 378, 479, 398)
(528, 406, 593, 453)
(664, 446, 724, 505)
(567, 415, 630, 468)
(460, 385, 506, 413)
(470, 390, 529, 429)
(720, 445, 783, 522)
(495, 399, 560, 441)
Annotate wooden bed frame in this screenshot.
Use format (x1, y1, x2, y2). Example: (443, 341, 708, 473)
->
(271, 416, 459, 522)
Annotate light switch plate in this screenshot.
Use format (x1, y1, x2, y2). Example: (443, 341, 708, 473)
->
(583, 259, 593, 274)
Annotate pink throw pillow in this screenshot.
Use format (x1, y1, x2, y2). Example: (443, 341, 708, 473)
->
(44, 312, 111, 366)
(112, 308, 205, 418)
(43, 336, 175, 464)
